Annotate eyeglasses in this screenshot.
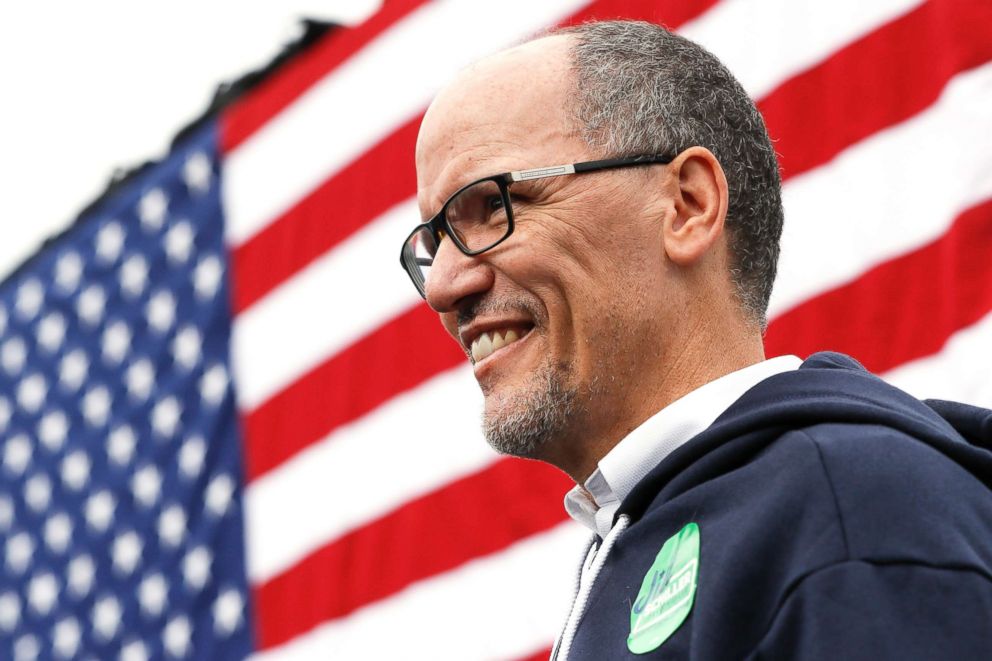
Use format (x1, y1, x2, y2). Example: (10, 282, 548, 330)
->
(399, 153, 675, 298)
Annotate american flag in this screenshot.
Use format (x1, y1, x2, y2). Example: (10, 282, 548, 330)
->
(2, 0, 990, 659)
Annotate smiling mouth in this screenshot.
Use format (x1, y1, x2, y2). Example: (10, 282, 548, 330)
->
(470, 327, 530, 363)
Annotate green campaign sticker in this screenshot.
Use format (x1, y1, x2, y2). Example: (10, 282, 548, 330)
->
(627, 522, 700, 654)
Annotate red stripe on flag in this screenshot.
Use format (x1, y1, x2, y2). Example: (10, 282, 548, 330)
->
(252, 458, 572, 649)
(761, 0, 992, 180)
(517, 649, 554, 661)
(560, 0, 719, 28)
(243, 302, 462, 481)
(221, 0, 432, 153)
(765, 197, 992, 373)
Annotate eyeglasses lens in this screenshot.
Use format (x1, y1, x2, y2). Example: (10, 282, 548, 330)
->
(445, 179, 510, 252)
(402, 226, 436, 296)
(402, 179, 511, 296)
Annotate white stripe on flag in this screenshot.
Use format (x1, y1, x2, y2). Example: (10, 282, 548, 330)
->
(249, 521, 589, 661)
(223, 0, 592, 248)
(245, 365, 493, 583)
(680, 0, 923, 99)
(883, 311, 992, 409)
(771, 61, 992, 319)
(232, 198, 420, 410)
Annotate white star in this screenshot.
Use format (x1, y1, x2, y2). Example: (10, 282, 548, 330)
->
(139, 188, 168, 231)
(158, 505, 187, 548)
(146, 290, 176, 333)
(193, 254, 223, 300)
(15, 279, 44, 320)
(92, 594, 122, 640)
(165, 220, 195, 264)
(152, 396, 182, 438)
(0, 591, 20, 631)
(183, 545, 212, 591)
(102, 320, 132, 364)
(0, 397, 10, 432)
(61, 450, 91, 491)
(36, 312, 66, 353)
(213, 588, 245, 635)
(126, 359, 155, 401)
(77, 284, 107, 326)
(107, 425, 137, 466)
(206, 473, 235, 517)
(178, 435, 206, 479)
(183, 151, 212, 193)
(200, 364, 229, 406)
(14, 634, 39, 661)
(4, 434, 32, 475)
(55, 251, 84, 294)
(67, 554, 95, 597)
(172, 325, 202, 371)
(24, 473, 52, 512)
(85, 490, 116, 532)
(112, 530, 142, 575)
(120, 639, 150, 661)
(82, 385, 112, 427)
(53, 617, 81, 658)
(6, 532, 34, 574)
(17, 372, 47, 413)
(120, 255, 149, 299)
(96, 221, 126, 263)
(28, 572, 58, 615)
(2, 336, 27, 375)
(0, 495, 12, 531)
(138, 573, 168, 617)
(131, 464, 162, 508)
(59, 349, 89, 391)
(44, 512, 72, 554)
(163, 615, 192, 657)
(38, 410, 69, 451)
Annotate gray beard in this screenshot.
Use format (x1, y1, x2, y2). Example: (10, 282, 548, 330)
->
(482, 359, 578, 459)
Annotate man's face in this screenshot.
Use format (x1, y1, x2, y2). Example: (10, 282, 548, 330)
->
(415, 37, 677, 469)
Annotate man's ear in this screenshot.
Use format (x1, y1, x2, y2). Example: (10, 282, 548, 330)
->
(663, 146, 729, 266)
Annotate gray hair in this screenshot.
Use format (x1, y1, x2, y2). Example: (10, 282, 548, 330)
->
(559, 20, 783, 327)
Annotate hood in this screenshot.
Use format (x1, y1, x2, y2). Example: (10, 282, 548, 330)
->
(924, 398, 992, 451)
(620, 351, 992, 520)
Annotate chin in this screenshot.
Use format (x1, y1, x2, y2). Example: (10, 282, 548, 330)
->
(481, 360, 578, 459)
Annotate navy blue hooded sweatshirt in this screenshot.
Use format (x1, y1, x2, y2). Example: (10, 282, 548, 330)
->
(562, 352, 992, 659)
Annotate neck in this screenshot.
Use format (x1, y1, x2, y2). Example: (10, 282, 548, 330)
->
(557, 312, 765, 484)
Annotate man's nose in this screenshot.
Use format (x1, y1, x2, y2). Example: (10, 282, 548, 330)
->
(424, 237, 494, 313)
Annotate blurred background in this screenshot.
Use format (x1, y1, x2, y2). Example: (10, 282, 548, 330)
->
(1, 1, 990, 659)
(0, 1, 380, 279)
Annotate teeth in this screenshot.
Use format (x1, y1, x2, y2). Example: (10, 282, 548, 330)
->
(470, 328, 524, 363)
(472, 333, 493, 360)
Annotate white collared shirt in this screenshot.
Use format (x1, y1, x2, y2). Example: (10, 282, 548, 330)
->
(564, 355, 802, 538)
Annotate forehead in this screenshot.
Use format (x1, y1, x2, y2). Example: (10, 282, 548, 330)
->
(415, 35, 588, 215)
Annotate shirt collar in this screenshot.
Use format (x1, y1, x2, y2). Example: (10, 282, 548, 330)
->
(564, 355, 802, 537)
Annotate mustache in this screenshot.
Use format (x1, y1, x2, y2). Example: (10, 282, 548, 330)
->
(456, 295, 542, 329)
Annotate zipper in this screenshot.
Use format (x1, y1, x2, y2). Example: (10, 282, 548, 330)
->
(551, 515, 631, 660)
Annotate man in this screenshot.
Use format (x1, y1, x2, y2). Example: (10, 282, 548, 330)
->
(400, 20, 992, 660)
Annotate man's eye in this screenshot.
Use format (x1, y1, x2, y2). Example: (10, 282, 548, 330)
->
(487, 196, 505, 211)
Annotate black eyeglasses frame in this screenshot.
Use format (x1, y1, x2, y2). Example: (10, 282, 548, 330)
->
(400, 153, 676, 298)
